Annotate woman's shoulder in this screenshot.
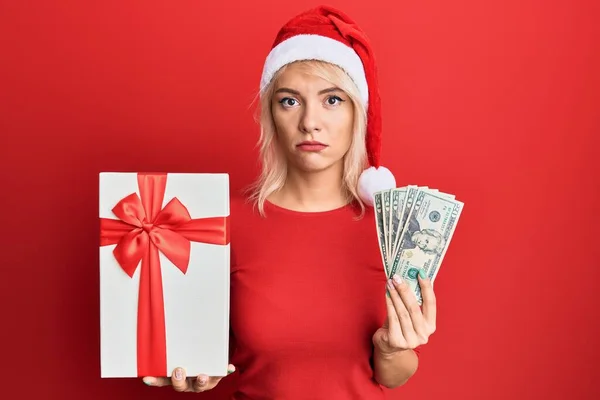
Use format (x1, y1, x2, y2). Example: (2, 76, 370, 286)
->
(229, 191, 259, 219)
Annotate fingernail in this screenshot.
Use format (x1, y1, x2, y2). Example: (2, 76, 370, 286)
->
(387, 279, 394, 289)
(393, 274, 402, 284)
(174, 368, 183, 380)
(227, 365, 236, 375)
(418, 269, 427, 279)
(199, 375, 208, 385)
(143, 377, 153, 386)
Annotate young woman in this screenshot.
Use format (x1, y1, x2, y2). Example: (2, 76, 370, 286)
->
(143, 5, 437, 398)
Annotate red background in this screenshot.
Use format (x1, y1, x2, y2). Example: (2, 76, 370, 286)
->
(1, 1, 598, 399)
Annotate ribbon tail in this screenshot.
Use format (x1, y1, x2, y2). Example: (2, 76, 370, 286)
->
(112, 229, 148, 278)
(152, 228, 191, 274)
(136, 243, 168, 377)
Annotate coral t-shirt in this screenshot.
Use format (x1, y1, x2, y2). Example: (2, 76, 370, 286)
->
(228, 196, 392, 399)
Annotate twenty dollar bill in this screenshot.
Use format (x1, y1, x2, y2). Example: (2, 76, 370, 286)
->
(375, 187, 464, 305)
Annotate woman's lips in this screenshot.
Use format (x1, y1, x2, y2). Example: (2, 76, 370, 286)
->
(297, 141, 328, 151)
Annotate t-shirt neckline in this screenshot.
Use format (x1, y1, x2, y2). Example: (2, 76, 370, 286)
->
(264, 199, 356, 216)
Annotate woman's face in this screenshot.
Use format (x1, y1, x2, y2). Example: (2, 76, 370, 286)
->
(271, 63, 355, 174)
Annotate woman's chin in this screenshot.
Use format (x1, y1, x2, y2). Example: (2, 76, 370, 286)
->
(290, 159, 342, 174)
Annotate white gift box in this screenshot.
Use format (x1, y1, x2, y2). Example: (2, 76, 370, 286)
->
(98, 172, 230, 378)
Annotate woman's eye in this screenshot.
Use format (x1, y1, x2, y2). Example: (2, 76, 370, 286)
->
(280, 98, 298, 107)
(326, 96, 344, 105)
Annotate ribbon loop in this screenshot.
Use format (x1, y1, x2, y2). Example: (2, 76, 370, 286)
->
(112, 193, 146, 227)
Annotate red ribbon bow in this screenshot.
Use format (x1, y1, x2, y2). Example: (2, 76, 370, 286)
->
(100, 173, 229, 376)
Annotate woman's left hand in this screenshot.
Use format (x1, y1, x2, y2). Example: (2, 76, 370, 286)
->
(372, 272, 436, 355)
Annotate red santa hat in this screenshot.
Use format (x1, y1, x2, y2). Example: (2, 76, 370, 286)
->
(259, 5, 396, 206)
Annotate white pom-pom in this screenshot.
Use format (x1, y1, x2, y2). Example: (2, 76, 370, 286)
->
(357, 166, 396, 206)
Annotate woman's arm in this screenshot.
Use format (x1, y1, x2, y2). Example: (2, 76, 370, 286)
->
(373, 347, 419, 388)
(371, 274, 435, 388)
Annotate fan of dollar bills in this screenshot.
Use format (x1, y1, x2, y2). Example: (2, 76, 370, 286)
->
(374, 185, 464, 305)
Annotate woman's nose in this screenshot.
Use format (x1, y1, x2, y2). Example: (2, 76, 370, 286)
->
(299, 103, 322, 133)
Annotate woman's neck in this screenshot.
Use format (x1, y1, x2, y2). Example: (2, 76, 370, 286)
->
(268, 165, 348, 212)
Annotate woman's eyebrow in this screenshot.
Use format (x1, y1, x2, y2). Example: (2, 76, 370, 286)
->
(275, 87, 300, 95)
(274, 86, 341, 95)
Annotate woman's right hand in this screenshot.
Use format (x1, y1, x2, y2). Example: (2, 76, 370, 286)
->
(142, 364, 235, 392)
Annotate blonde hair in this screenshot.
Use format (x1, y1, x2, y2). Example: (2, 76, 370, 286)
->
(246, 60, 368, 217)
